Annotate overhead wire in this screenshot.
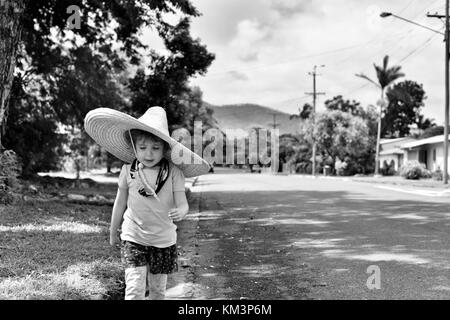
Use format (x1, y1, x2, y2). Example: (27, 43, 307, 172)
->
(344, 0, 445, 99)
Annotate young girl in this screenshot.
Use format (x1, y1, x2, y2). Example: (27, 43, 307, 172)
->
(84, 106, 210, 300)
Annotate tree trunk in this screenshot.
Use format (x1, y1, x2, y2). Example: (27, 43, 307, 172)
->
(106, 152, 112, 173)
(0, 0, 25, 148)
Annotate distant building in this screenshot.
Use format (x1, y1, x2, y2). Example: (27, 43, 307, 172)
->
(380, 135, 450, 172)
(379, 137, 416, 171)
(400, 135, 450, 171)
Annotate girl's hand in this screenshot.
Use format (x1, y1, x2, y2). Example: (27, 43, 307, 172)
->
(109, 231, 121, 247)
(168, 208, 187, 222)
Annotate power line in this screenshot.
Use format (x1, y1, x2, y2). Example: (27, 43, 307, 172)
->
(204, 29, 425, 79)
(346, 29, 442, 98)
(396, 30, 442, 63)
(398, 0, 417, 15)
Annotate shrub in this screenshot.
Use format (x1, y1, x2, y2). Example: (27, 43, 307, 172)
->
(432, 168, 443, 181)
(335, 160, 347, 176)
(295, 162, 312, 174)
(380, 160, 396, 176)
(400, 161, 432, 180)
(0, 150, 22, 204)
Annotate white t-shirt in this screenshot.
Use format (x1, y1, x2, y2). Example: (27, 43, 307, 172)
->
(118, 162, 186, 248)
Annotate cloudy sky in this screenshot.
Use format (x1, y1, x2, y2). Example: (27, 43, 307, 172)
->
(144, 0, 448, 123)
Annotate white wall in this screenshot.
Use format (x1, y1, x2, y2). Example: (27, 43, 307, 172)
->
(407, 150, 419, 162)
(430, 143, 444, 171)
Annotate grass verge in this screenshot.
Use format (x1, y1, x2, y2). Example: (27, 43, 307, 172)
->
(0, 180, 124, 300)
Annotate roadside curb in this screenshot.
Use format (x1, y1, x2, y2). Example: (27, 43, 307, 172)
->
(372, 185, 450, 197)
(294, 174, 351, 181)
(294, 174, 450, 197)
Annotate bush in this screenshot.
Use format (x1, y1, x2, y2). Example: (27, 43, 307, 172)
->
(335, 161, 346, 176)
(0, 150, 22, 204)
(295, 162, 312, 174)
(432, 168, 443, 181)
(380, 160, 396, 176)
(400, 161, 432, 180)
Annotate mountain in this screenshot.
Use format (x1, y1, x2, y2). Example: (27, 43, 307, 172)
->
(206, 103, 300, 136)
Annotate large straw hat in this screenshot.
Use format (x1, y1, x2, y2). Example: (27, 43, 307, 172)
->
(84, 107, 210, 178)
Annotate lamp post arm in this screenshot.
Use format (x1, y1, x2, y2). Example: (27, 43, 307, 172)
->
(389, 13, 445, 35)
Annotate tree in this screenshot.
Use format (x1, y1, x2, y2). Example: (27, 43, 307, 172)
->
(0, 0, 25, 147)
(3, 75, 67, 176)
(418, 125, 448, 139)
(300, 110, 371, 175)
(2, 0, 213, 176)
(290, 103, 313, 120)
(383, 80, 434, 137)
(324, 95, 366, 117)
(356, 55, 404, 175)
(278, 133, 312, 173)
(128, 17, 215, 132)
(1, 0, 200, 146)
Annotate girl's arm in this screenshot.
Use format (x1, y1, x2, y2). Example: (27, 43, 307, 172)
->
(110, 187, 128, 246)
(168, 191, 189, 222)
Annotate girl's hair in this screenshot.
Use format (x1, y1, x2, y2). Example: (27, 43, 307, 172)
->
(126, 129, 170, 152)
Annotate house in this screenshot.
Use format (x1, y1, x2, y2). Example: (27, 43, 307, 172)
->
(400, 134, 450, 171)
(379, 137, 416, 171)
(380, 135, 450, 172)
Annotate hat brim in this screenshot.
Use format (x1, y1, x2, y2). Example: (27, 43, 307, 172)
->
(84, 108, 210, 178)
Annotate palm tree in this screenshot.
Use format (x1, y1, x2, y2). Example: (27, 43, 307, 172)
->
(356, 55, 405, 176)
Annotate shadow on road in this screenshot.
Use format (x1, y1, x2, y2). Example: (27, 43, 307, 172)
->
(178, 188, 450, 299)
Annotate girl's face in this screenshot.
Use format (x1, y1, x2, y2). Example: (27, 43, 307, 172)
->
(134, 136, 164, 168)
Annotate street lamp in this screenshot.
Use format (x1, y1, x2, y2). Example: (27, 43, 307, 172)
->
(380, 7, 450, 184)
(380, 12, 444, 35)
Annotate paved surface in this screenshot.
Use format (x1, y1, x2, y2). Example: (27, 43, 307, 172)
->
(168, 168, 450, 300)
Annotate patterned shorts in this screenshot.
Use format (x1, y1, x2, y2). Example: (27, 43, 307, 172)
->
(120, 241, 178, 274)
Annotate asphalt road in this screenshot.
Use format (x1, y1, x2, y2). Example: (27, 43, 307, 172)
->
(168, 168, 450, 300)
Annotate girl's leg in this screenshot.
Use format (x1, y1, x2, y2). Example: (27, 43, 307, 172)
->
(147, 273, 168, 300)
(124, 266, 147, 300)
(121, 241, 149, 300)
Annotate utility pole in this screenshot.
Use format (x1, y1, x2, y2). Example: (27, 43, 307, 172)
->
(268, 113, 280, 173)
(427, 2, 450, 184)
(305, 65, 325, 176)
(269, 113, 280, 130)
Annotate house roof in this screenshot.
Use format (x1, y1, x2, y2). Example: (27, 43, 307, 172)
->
(401, 134, 450, 149)
(380, 137, 414, 145)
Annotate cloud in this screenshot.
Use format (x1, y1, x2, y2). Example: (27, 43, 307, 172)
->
(228, 71, 249, 81)
(189, 0, 446, 120)
(230, 19, 270, 62)
(269, 0, 314, 17)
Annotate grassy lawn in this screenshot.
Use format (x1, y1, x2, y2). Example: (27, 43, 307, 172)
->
(350, 175, 450, 189)
(0, 178, 124, 300)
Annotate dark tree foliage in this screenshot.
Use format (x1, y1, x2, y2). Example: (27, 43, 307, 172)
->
(128, 17, 215, 133)
(384, 80, 435, 138)
(290, 103, 313, 120)
(3, 76, 66, 176)
(417, 125, 449, 139)
(15, 0, 203, 128)
(324, 95, 366, 118)
(20, 0, 199, 73)
(4, 0, 214, 174)
(47, 45, 126, 128)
